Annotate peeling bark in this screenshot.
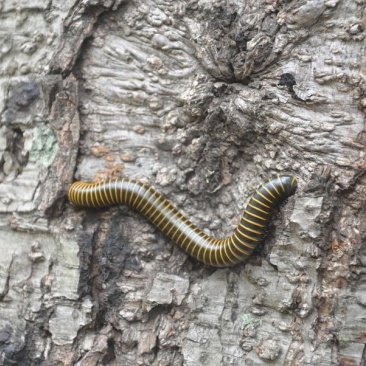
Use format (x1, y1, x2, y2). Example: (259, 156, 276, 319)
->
(0, 0, 366, 365)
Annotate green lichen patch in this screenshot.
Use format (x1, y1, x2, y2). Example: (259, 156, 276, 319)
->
(28, 124, 58, 167)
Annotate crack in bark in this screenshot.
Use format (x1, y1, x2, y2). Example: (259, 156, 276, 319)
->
(0, 255, 15, 302)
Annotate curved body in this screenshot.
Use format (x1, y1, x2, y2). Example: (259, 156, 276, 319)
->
(68, 175, 297, 267)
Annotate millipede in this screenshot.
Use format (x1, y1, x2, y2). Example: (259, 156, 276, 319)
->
(67, 175, 297, 267)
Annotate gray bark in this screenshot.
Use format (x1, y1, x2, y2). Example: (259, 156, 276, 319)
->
(0, 0, 365, 365)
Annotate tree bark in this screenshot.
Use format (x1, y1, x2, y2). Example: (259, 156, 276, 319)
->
(0, 0, 365, 365)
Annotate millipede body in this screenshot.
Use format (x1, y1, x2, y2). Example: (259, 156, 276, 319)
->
(68, 175, 297, 267)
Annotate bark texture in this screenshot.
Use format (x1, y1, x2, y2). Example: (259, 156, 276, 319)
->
(0, 0, 366, 365)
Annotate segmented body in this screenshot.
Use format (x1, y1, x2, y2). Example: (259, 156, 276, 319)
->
(68, 175, 297, 267)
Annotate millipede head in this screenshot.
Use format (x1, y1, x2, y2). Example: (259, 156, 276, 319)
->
(279, 175, 298, 197)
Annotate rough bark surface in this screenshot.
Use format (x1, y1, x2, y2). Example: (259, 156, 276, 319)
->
(0, 0, 365, 365)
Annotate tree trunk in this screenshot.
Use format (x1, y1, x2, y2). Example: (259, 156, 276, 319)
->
(0, 0, 365, 365)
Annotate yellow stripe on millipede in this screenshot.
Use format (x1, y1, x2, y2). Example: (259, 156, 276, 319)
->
(277, 176, 286, 194)
(131, 184, 145, 208)
(214, 244, 220, 266)
(103, 181, 110, 204)
(150, 199, 170, 224)
(89, 184, 95, 205)
(262, 184, 276, 200)
(161, 209, 181, 232)
(86, 184, 93, 206)
(74, 183, 81, 205)
(256, 190, 274, 204)
(227, 239, 243, 261)
(111, 179, 118, 203)
(242, 217, 265, 228)
(180, 231, 195, 252)
(221, 240, 232, 266)
(142, 192, 161, 216)
(96, 184, 103, 206)
(246, 210, 267, 221)
(206, 241, 213, 266)
(165, 214, 182, 238)
(98, 183, 107, 206)
(239, 222, 262, 235)
(234, 231, 257, 247)
(270, 181, 281, 197)
(199, 235, 214, 263)
(87, 184, 94, 206)
(69, 182, 79, 203)
(230, 236, 250, 255)
(186, 233, 205, 259)
(186, 228, 204, 256)
(119, 179, 125, 204)
(248, 203, 269, 215)
(134, 184, 149, 210)
(124, 179, 131, 204)
(205, 238, 216, 266)
(97, 183, 106, 205)
(168, 216, 190, 240)
(223, 239, 234, 265)
(71, 183, 77, 203)
(138, 186, 155, 212)
(196, 240, 204, 262)
(70, 184, 76, 203)
(155, 203, 176, 227)
(85, 185, 91, 206)
(128, 180, 135, 203)
(93, 184, 102, 206)
(109, 180, 115, 203)
(106, 180, 112, 203)
(252, 196, 271, 209)
(218, 242, 226, 266)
